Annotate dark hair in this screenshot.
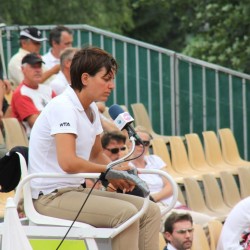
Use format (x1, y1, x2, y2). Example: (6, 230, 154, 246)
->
(164, 212, 193, 234)
(49, 25, 72, 46)
(101, 131, 126, 148)
(70, 46, 118, 92)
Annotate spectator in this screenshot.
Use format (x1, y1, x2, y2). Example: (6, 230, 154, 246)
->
(217, 196, 250, 250)
(28, 46, 161, 250)
(8, 27, 59, 88)
(163, 212, 194, 250)
(11, 53, 56, 137)
(128, 126, 213, 226)
(43, 25, 73, 70)
(50, 47, 78, 95)
(101, 131, 127, 161)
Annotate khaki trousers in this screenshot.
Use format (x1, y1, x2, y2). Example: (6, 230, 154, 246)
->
(33, 186, 161, 250)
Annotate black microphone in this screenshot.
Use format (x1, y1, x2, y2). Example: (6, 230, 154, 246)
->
(108, 104, 144, 145)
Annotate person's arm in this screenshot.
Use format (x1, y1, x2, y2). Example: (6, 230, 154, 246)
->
(55, 133, 135, 192)
(41, 64, 60, 83)
(150, 175, 173, 203)
(25, 113, 40, 128)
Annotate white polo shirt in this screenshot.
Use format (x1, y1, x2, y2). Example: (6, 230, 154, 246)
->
(43, 50, 60, 70)
(29, 86, 103, 198)
(8, 48, 29, 86)
(49, 71, 69, 95)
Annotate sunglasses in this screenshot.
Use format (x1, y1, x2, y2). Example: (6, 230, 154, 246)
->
(104, 146, 126, 154)
(135, 140, 151, 147)
(175, 228, 194, 234)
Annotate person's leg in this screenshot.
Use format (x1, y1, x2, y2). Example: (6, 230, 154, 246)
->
(34, 187, 141, 250)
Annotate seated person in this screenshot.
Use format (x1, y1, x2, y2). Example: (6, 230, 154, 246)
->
(103, 126, 213, 226)
(50, 47, 79, 95)
(28, 46, 161, 250)
(101, 130, 127, 161)
(8, 27, 59, 88)
(11, 53, 56, 137)
(163, 212, 194, 250)
(217, 196, 250, 250)
(128, 126, 213, 226)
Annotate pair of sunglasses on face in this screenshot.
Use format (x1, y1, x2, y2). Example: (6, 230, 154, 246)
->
(105, 146, 127, 154)
(105, 140, 151, 154)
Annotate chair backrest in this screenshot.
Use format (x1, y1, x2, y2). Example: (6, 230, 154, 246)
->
(2, 118, 29, 150)
(151, 138, 172, 167)
(169, 136, 199, 175)
(151, 137, 184, 182)
(131, 103, 153, 133)
(218, 128, 250, 166)
(177, 184, 186, 205)
(183, 177, 210, 213)
(159, 232, 166, 250)
(185, 133, 215, 172)
(219, 171, 241, 208)
(237, 166, 250, 199)
(202, 131, 224, 166)
(202, 174, 231, 214)
(191, 224, 210, 250)
(207, 219, 223, 250)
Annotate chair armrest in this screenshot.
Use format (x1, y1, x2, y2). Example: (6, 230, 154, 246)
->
(139, 168, 178, 216)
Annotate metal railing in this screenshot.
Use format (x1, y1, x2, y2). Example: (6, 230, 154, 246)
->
(1, 24, 250, 159)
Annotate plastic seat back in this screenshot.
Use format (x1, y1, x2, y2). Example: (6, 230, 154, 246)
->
(219, 171, 241, 208)
(208, 219, 223, 250)
(169, 136, 201, 177)
(2, 118, 29, 150)
(202, 174, 231, 214)
(131, 103, 153, 132)
(183, 177, 210, 214)
(191, 224, 210, 250)
(185, 133, 220, 175)
(218, 128, 250, 166)
(202, 131, 224, 166)
(151, 138, 184, 182)
(237, 166, 250, 199)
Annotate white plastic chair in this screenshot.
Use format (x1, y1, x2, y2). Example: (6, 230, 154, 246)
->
(7, 152, 178, 249)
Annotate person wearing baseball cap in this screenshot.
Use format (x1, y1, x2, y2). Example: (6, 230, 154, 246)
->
(8, 27, 60, 88)
(11, 52, 56, 137)
(20, 27, 47, 42)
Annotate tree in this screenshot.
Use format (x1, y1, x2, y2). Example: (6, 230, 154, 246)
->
(0, 0, 134, 34)
(183, 1, 250, 74)
(127, 0, 250, 74)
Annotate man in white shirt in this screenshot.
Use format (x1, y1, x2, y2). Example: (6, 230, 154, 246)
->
(8, 27, 59, 87)
(163, 212, 194, 250)
(42, 25, 73, 70)
(217, 197, 250, 250)
(50, 47, 78, 95)
(11, 53, 56, 137)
